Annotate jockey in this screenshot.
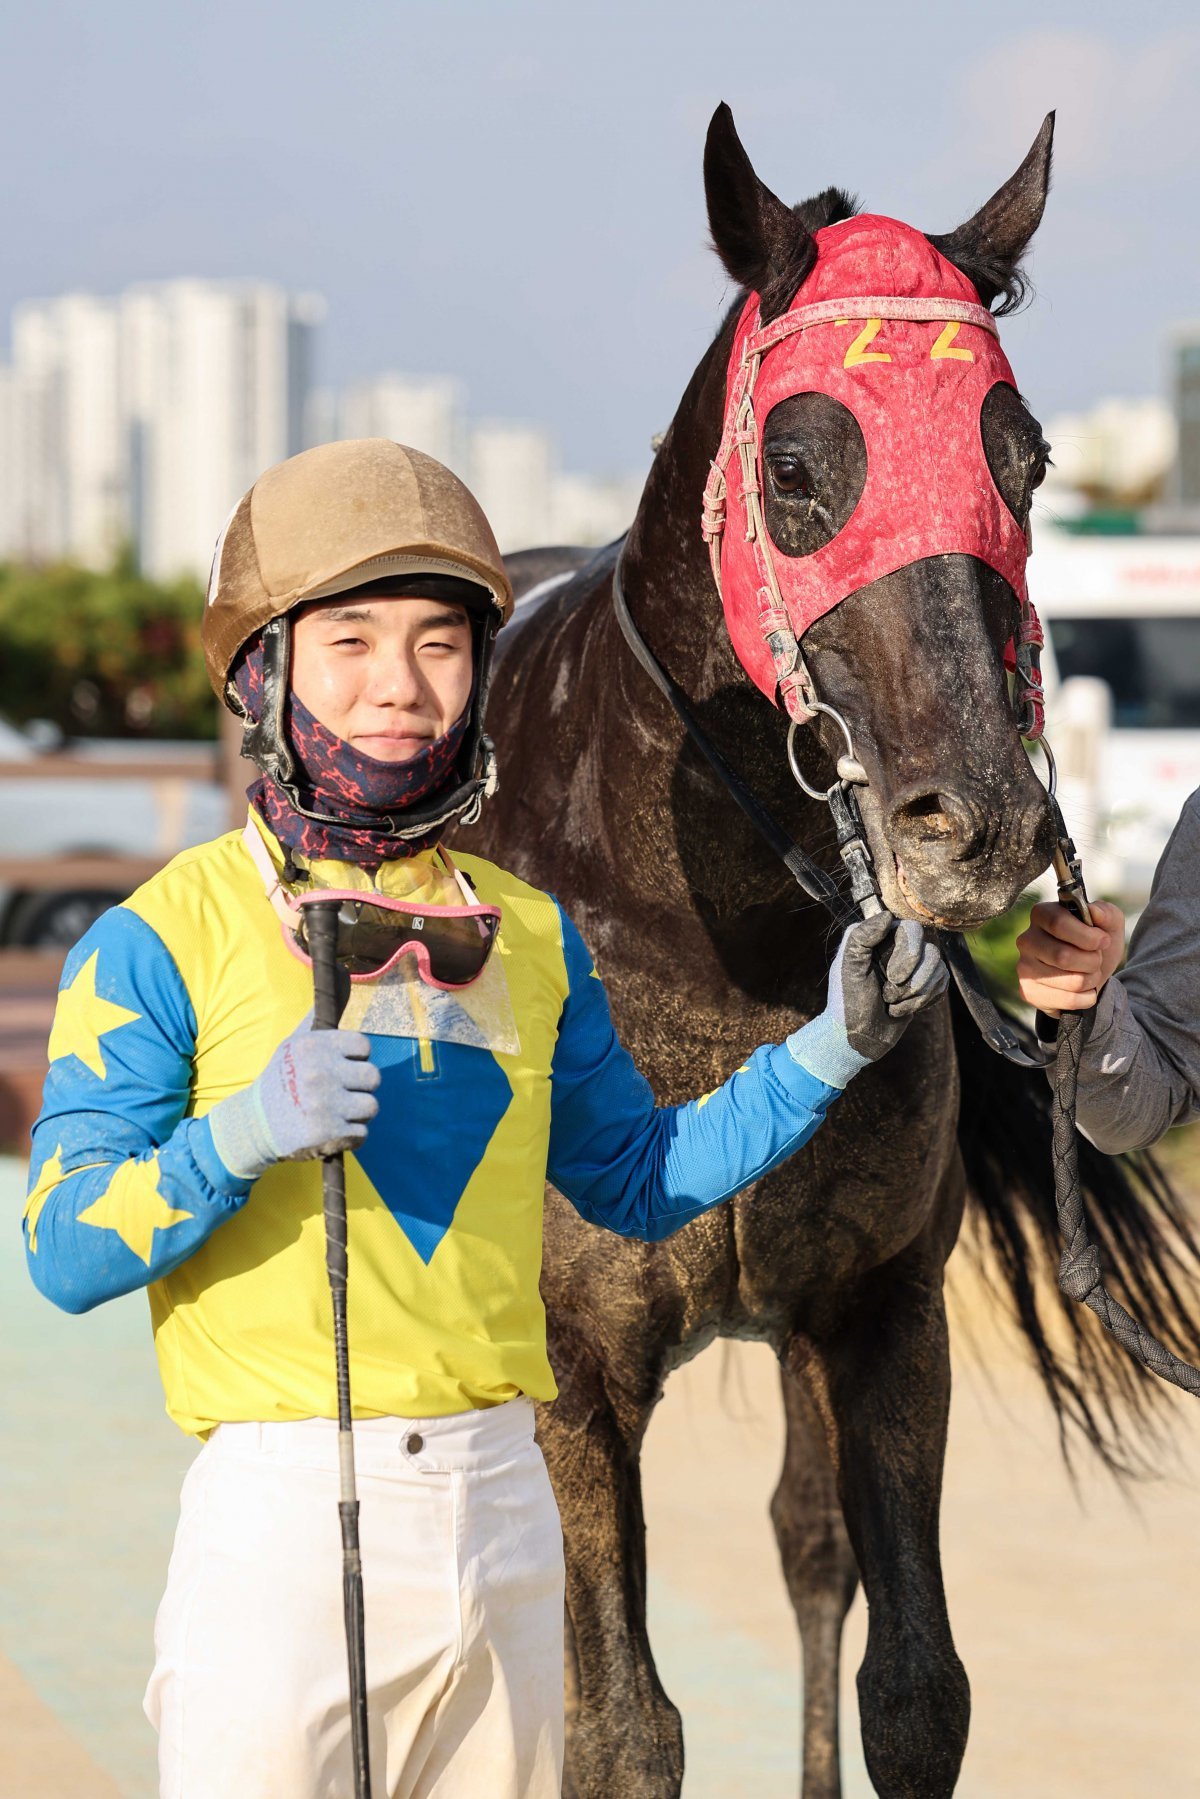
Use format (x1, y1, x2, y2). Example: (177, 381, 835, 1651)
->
(23, 438, 947, 1799)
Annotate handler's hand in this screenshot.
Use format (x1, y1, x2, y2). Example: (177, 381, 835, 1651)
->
(208, 1015, 381, 1182)
(1015, 899, 1125, 1017)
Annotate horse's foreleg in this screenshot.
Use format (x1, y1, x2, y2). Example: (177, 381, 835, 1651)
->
(537, 1365, 682, 1799)
(802, 1256, 969, 1799)
(772, 1358, 859, 1799)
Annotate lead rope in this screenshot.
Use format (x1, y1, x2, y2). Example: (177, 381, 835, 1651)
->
(612, 542, 1200, 1396)
(1048, 820, 1200, 1395)
(1055, 1011, 1200, 1394)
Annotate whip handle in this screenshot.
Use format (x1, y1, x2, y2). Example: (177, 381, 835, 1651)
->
(309, 901, 345, 1030)
(308, 903, 349, 1295)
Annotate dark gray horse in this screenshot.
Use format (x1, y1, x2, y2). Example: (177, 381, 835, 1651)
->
(460, 106, 1200, 1799)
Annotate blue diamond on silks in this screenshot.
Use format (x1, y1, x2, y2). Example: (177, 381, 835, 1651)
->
(353, 1037, 512, 1264)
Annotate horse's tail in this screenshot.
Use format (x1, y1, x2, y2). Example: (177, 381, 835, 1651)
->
(952, 986, 1200, 1474)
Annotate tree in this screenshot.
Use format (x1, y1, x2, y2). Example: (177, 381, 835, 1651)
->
(0, 551, 214, 739)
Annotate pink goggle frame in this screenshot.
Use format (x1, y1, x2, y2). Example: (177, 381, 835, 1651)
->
(243, 821, 501, 989)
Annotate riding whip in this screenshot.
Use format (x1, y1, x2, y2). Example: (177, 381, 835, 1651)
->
(308, 901, 374, 1797)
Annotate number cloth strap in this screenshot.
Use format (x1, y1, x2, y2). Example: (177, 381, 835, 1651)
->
(701, 214, 1045, 739)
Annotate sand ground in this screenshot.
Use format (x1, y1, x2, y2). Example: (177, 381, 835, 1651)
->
(4, 1150, 1199, 1796)
(641, 1296, 1200, 1797)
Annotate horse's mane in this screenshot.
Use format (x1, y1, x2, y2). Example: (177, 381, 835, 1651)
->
(927, 226, 1033, 317)
(792, 185, 858, 233)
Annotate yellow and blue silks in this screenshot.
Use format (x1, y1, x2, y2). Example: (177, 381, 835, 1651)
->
(25, 813, 841, 1436)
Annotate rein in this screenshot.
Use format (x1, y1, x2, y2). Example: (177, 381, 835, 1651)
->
(610, 541, 1200, 1398)
(612, 548, 854, 928)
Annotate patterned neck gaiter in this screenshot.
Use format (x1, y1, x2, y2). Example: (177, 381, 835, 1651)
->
(231, 631, 470, 868)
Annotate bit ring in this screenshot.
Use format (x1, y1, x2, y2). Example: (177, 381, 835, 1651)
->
(787, 703, 859, 801)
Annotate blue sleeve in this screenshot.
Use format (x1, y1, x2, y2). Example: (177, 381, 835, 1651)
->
(545, 906, 840, 1241)
(23, 906, 252, 1314)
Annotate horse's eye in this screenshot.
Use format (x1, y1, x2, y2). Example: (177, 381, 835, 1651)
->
(769, 455, 809, 496)
(1030, 441, 1051, 493)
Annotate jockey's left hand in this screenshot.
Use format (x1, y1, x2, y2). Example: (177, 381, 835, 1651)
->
(786, 912, 948, 1089)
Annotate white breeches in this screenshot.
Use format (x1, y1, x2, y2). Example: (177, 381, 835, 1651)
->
(145, 1399, 565, 1798)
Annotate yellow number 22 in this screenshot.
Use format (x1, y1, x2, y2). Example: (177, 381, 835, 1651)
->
(929, 321, 975, 362)
(833, 318, 977, 369)
(839, 318, 891, 368)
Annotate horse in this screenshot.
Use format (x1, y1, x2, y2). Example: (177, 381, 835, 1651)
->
(459, 106, 1200, 1799)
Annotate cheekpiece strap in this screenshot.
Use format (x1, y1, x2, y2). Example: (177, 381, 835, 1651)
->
(1010, 596, 1046, 741)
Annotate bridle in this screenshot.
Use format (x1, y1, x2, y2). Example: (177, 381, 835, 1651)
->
(683, 279, 1065, 1063)
(611, 538, 1060, 1066)
(611, 496, 1200, 1403)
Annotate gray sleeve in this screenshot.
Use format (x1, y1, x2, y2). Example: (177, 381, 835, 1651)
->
(1060, 791, 1200, 1153)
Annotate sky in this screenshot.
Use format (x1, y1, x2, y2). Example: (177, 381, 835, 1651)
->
(2, 0, 1197, 473)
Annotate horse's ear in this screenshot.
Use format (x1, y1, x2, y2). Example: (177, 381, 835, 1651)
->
(929, 113, 1055, 316)
(704, 103, 815, 320)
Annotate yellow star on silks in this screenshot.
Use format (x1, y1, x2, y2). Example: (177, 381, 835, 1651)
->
(47, 950, 141, 1080)
(25, 1144, 107, 1253)
(24, 1144, 64, 1254)
(76, 1158, 193, 1266)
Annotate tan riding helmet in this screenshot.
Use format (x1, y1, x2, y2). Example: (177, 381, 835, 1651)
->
(202, 437, 514, 702)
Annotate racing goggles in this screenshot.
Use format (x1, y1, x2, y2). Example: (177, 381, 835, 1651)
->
(244, 820, 501, 988)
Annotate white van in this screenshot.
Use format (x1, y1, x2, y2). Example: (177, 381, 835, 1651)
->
(1031, 527, 1200, 904)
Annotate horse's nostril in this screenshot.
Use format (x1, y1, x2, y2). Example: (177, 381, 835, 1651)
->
(890, 788, 985, 857)
(897, 793, 957, 840)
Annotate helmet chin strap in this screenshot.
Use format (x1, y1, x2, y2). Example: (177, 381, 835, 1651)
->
(231, 612, 501, 841)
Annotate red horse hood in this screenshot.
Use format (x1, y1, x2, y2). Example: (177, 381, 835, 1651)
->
(705, 215, 1030, 714)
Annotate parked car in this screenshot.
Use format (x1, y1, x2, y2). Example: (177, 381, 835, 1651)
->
(0, 717, 229, 948)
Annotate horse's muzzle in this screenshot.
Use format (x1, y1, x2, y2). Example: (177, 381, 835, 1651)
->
(881, 785, 1053, 927)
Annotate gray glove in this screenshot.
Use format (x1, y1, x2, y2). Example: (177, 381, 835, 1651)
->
(208, 1015, 381, 1182)
(786, 912, 948, 1089)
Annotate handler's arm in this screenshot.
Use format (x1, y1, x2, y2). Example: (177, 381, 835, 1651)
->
(1053, 794, 1200, 1153)
(546, 906, 942, 1240)
(24, 908, 252, 1313)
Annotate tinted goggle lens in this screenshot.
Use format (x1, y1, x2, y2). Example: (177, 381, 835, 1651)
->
(297, 899, 500, 985)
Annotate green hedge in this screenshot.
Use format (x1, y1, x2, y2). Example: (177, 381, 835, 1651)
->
(964, 896, 1034, 1008)
(0, 553, 215, 739)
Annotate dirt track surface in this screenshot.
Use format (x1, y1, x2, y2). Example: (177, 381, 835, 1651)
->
(640, 1268, 1200, 1797)
(0, 1650, 120, 1796)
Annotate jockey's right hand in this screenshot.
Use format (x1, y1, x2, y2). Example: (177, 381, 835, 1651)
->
(208, 1016, 381, 1181)
(786, 912, 948, 1089)
(1015, 899, 1125, 1018)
